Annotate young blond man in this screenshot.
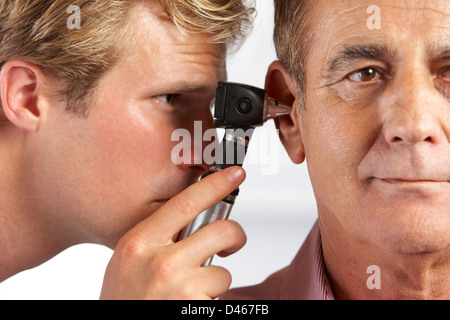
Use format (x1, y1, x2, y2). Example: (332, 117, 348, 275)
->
(0, 0, 253, 299)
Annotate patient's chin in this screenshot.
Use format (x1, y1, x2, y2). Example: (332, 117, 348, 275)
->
(356, 201, 450, 255)
(387, 234, 450, 255)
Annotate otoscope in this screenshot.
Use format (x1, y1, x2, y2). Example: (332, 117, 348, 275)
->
(177, 82, 291, 266)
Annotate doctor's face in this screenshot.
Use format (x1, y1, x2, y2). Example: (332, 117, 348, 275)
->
(300, 0, 450, 254)
(34, 1, 224, 247)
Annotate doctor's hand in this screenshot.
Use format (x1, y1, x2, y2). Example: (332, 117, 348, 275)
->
(100, 166, 247, 300)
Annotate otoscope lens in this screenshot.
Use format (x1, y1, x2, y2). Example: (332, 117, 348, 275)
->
(236, 98, 252, 114)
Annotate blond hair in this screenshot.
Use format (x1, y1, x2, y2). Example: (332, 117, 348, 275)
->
(0, 0, 254, 117)
(273, 0, 314, 112)
(162, 0, 253, 45)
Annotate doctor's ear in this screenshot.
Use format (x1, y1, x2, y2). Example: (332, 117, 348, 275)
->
(265, 61, 305, 164)
(0, 60, 51, 132)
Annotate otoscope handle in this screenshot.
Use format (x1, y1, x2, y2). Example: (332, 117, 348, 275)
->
(177, 128, 249, 266)
(177, 190, 238, 266)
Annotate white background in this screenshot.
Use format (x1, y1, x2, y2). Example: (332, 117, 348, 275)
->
(0, 0, 318, 299)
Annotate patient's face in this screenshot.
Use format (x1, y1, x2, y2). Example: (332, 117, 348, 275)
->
(301, 0, 450, 254)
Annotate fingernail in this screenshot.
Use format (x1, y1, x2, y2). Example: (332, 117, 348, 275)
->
(226, 166, 245, 183)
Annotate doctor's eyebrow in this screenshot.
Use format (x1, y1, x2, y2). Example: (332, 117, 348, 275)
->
(163, 82, 213, 94)
(326, 44, 395, 74)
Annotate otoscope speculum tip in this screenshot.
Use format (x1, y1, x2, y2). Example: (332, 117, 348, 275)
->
(263, 95, 292, 122)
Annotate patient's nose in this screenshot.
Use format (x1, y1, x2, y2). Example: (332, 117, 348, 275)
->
(382, 70, 446, 147)
(383, 111, 438, 146)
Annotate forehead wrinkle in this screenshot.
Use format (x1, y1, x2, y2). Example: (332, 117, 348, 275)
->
(319, 1, 450, 30)
(167, 48, 226, 84)
(324, 4, 367, 25)
(383, 4, 450, 17)
(172, 42, 226, 66)
(327, 0, 450, 16)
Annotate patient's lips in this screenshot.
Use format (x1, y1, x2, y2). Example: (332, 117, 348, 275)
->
(370, 176, 449, 197)
(359, 154, 450, 187)
(357, 141, 450, 184)
(380, 178, 447, 183)
(373, 172, 449, 184)
(363, 157, 450, 196)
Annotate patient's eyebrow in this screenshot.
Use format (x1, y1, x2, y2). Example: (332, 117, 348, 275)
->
(434, 47, 450, 60)
(327, 44, 393, 74)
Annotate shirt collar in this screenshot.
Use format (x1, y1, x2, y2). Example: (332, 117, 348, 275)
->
(280, 221, 334, 300)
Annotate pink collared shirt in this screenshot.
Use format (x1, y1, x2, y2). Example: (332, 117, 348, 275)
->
(221, 221, 334, 300)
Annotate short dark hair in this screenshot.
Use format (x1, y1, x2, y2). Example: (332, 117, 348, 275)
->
(273, 0, 315, 111)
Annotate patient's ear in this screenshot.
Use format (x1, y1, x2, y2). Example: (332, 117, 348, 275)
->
(265, 61, 305, 164)
(0, 60, 49, 132)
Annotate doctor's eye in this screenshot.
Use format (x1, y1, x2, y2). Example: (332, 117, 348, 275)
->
(347, 67, 382, 82)
(155, 94, 176, 105)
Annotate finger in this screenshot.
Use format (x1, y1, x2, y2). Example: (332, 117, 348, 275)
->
(176, 220, 247, 267)
(173, 266, 232, 300)
(129, 166, 246, 245)
(197, 265, 233, 299)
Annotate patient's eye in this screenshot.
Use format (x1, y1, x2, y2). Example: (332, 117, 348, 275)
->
(347, 67, 382, 82)
(441, 68, 450, 80)
(434, 67, 450, 101)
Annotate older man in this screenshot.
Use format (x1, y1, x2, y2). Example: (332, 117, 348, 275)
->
(223, 0, 449, 299)
(0, 0, 253, 299)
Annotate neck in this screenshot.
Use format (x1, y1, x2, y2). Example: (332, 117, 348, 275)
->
(0, 128, 76, 281)
(319, 214, 450, 300)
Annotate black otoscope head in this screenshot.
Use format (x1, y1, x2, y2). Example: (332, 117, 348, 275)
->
(213, 82, 267, 129)
(209, 82, 292, 172)
(213, 82, 291, 129)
